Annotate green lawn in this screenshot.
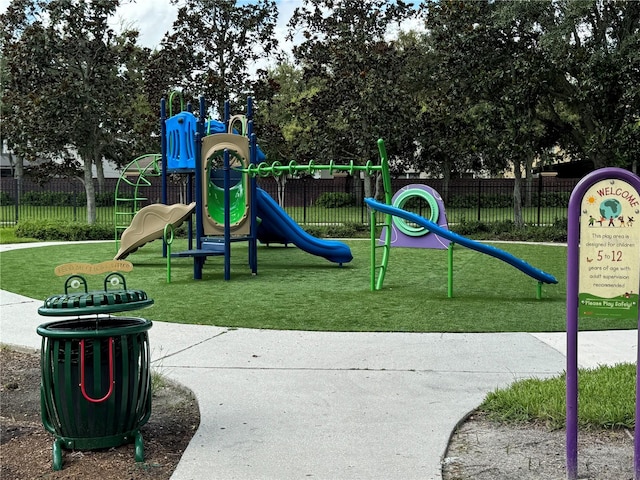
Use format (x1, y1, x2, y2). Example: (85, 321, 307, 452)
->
(1, 238, 635, 431)
(0, 228, 39, 244)
(1, 238, 623, 333)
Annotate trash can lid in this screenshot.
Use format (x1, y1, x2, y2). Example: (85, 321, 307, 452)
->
(38, 289, 154, 316)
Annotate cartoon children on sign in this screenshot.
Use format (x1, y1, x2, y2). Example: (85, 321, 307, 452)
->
(586, 195, 634, 228)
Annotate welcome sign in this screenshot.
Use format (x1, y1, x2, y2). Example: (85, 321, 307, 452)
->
(578, 178, 640, 321)
(566, 168, 640, 480)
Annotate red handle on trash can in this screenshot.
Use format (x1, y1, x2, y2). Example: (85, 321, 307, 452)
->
(79, 337, 115, 403)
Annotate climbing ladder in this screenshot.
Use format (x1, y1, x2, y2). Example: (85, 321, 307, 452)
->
(114, 154, 161, 252)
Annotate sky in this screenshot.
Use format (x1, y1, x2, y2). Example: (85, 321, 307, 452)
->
(0, 1, 423, 51)
(0, 0, 423, 78)
(0, 0, 304, 51)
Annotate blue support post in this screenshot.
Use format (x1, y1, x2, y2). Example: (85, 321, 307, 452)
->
(187, 102, 194, 250)
(249, 130, 258, 274)
(187, 173, 193, 251)
(193, 96, 206, 280)
(247, 96, 253, 119)
(223, 149, 231, 281)
(186, 100, 195, 251)
(161, 98, 168, 205)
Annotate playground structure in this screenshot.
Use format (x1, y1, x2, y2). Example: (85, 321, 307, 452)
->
(113, 95, 557, 294)
(366, 197, 558, 297)
(114, 95, 358, 279)
(115, 95, 262, 279)
(364, 140, 557, 297)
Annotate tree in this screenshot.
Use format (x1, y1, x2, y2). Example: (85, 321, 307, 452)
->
(0, 24, 23, 187)
(252, 61, 318, 206)
(483, 0, 639, 221)
(159, 0, 279, 118)
(253, 61, 318, 161)
(1, 0, 152, 223)
(539, 0, 640, 170)
(473, 1, 561, 225)
(477, 0, 640, 172)
(410, 3, 499, 202)
(288, 0, 420, 199)
(418, 0, 640, 224)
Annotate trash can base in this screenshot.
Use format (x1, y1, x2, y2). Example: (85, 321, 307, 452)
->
(48, 429, 145, 470)
(50, 428, 144, 451)
(52, 438, 63, 471)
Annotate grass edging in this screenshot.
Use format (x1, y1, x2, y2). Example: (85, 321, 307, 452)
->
(480, 363, 636, 431)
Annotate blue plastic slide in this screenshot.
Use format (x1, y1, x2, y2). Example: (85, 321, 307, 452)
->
(365, 198, 558, 284)
(256, 188, 353, 265)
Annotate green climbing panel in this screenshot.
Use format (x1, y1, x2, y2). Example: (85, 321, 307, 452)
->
(114, 154, 161, 252)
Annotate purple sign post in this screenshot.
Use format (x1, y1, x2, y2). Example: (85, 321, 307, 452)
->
(566, 167, 640, 479)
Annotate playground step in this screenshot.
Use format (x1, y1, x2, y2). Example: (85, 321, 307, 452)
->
(171, 248, 225, 258)
(170, 239, 226, 257)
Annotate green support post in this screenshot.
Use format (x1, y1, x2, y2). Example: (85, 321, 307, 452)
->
(370, 209, 376, 291)
(448, 242, 454, 298)
(163, 224, 174, 283)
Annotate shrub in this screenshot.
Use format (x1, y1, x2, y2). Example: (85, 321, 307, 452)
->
(452, 218, 567, 242)
(15, 220, 113, 241)
(303, 222, 369, 238)
(96, 192, 116, 207)
(532, 192, 571, 208)
(0, 191, 13, 206)
(20, 191, 82, 206)
(454, 220, 492, 236)
(315, 192, 355, 208)
(532, 218, 567, 243)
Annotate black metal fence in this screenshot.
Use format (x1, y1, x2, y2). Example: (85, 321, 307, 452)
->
(0, 175, 579, 227)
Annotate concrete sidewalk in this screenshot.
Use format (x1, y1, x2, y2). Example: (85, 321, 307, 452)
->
(1, 244, 637, 479)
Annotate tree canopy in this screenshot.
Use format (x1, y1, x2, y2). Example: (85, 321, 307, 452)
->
(2, 0, 638, 224)
(157, 0, 279, 117)
(1, 0, 154, 223)
(286, 0, 419, 165)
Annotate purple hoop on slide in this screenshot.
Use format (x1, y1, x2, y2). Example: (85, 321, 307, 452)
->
(380, 184, 451, 250)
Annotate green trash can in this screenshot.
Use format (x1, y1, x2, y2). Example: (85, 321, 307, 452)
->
(37, 272, 154, 471)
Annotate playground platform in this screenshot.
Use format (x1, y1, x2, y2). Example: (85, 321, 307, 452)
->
(1, 242, 637, 480)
